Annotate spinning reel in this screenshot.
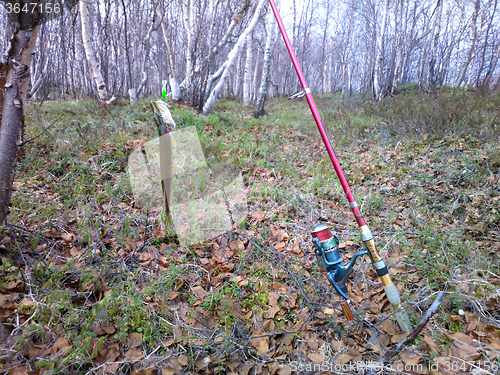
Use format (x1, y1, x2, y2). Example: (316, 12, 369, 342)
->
(312, 224, 369, 320)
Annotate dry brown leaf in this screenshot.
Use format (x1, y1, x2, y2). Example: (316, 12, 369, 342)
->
(268, 292, 279, 306)
(323, 307, 336, 315)
(348, 346, 362, 361)
(127, 332, 143, 348)
(381, 320, 396, 335)
(250, 336, 269, 353)
(452, 340, 481, 361)
(308, 353, 325, 363)
(55, 337, 72, 353)
(391, 332, 409, 343)
(161, 367, 175, 375)
(333, 352, 351, 365)
(263, 319, 275, 332)
(62, 233, 74, 244)
(4, 279, 24, 292)
(194, 356, 211, 369)
(277, 366, 292, 375)
(173, 325, 183, 342)
(131, 364, 156, 375)
(238, 363, 254, 375)
(446, 331, 473, 346)
(489, 337, 500, 350)
(125, 348, 144, 362)
(192, 286, 207, 300)
(105, 363, 121, 374)
(423, 334, 439, 353)
(178, 354, 189, 366)
(331, 339, 343, 351)
(401, 352, 421, 365)
(102, 326, 115, 334)
(250, 210, 266, 222)
(267, 304, 280, 319)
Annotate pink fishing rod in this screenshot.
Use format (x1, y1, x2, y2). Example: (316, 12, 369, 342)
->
(268, 0, 412, 332)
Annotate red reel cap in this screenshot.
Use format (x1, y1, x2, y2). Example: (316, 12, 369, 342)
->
(312, 224, 333, 242)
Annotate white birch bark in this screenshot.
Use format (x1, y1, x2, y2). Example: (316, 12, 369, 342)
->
(203, 0, 267, 115)
(137, 7, 156, 97)
(158, 8, 181, 101)
(0, 8, 41, 223)
(454, 0, 480, 87)
(194, 1, 251, 75)
(254, 7, 276, 118)
(427, 0, 443, 88)
(373, 0, 390, 101)
(80, 0, 108, 101)
(183, 0, 195, 99)
(243, 33, 253, 106)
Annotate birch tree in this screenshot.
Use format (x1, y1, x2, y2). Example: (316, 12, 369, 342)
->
(0, 0, 42, 223)
(158, 7, 181, 101)
(427, 0, 443, 89)
(202, 0, 267, 115)
(254, 5, 276, 117)
(454, 0, 480, 87)
(373, 0, 390, 100)
(243, 32, 253, 106)
(80, 0, 109, 101)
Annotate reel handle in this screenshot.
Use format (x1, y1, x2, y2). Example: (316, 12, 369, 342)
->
(340, 301, 354, 320)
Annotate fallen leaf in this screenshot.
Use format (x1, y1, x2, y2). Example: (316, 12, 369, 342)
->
(391, 332, 409, 343)
(250, 210, 266, 222)
(382, 320, 396, 335)
(127, 332, 143, 348)
(192, 286, 207, 300)
(401, 352, 421, 365)
(55, 337, 72, 353)
(125, 349, 144, 363)
(277, 366, 292, 375)
(131, 364, 156, 375)
(178, 354, 189, 366)
(173, 325, 183, 342)
(263, 319, 275, 332)
(250, 336, 269, 353)
(423, 334, 439, 353)
(267, 304, 280, 319)
(333, 353, 351, 365)
(308, 353, 325, 363)
(62, 233, 74, 244)
(194, 356, 211, 369)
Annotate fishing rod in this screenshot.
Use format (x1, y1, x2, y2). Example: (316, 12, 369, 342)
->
(268, 0, 412, 332)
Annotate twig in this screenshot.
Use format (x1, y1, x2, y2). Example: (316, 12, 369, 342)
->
(21, 114, 64, 146)
(366, 291, 445, 375)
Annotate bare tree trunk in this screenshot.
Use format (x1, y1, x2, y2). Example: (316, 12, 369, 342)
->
(427, 0, 443, 90)
(454, 0, 480, 87)
(80, 0, 108, 101)
(0, 3, 41, 224)
(203, 0, 267, 115)
(476, 0, 497, 86)
(183, 0, 195, 100)
(254, 6, 276, 118)
(137, 11, 155, 97)
(373, 0, 390, 101)
(342, 2, 354, 97)
(120, 0, 135, 104)
(158, 8, 181, 101)
(243, 32, 253, 106)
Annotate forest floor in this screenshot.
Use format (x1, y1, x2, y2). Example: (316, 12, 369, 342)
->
(1, 87, 500, 375)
